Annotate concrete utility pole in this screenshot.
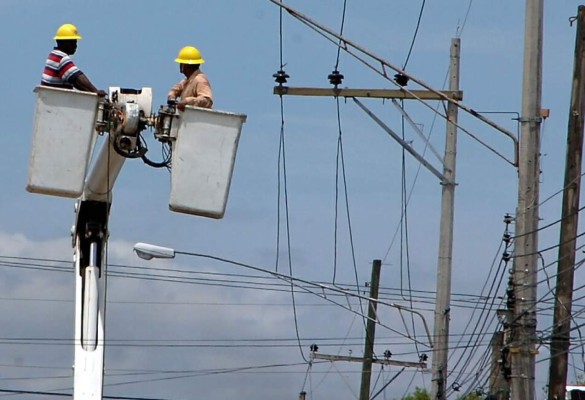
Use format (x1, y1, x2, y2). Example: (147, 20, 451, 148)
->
(359, 259, 382, 400)
(510, 0, 544, 399)
(431, 38, 460, 400)
(548, 6, 585, 399)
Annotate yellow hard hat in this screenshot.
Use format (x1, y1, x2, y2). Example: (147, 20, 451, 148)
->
(54, 24, 82, 40)
(174, 46, 205, 64)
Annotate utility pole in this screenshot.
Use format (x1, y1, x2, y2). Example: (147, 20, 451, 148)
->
(431, 38, 460, 400)
(510, 0, 543, 398)
(548, 6, 585, 399)
(309, 262, 427, 396)
(359, 259, 382, 400)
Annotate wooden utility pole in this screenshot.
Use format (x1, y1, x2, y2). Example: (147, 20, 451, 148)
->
(547, 6, 585, 400)
(510, 0, 544, 398)
(431, 38, 460, 400)
(359, 259, 382, 400)
(310, 259, 427, 398)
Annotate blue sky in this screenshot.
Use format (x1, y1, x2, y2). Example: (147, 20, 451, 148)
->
(0, 1, 583, 399)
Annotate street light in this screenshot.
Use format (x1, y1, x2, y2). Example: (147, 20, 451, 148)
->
(133, 242, 176, 260)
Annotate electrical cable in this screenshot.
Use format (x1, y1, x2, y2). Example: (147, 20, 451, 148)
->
(333, 0, 348, 70)
(274, 1, 518, 166)
(511, 202, 585, 241)
(0, 255, 510, 302)
(397, 99, 421, 359)
(0, 388, 169, 399)
(333, 103, 341, 284)
(329, 360, 359, 399)
(381, 41, 451, 265)
(448, 228, 511, 386)
(371, 366, 402, 400)
(332, 96, 367, 334)
(326, 1, 367, 338)
(100, 362, 311, 391)
(455, 0, 474, 38)
(275, 4, 285, 273)
(299, 362, 312, 394)
(138, 132, 172, 169)
(401, 0, 426, 70)
(0, 256, 513, 314)
(275, 4, 309, 364)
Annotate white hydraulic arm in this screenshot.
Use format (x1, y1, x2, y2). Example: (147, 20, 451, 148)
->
(72, 88, 155, 399)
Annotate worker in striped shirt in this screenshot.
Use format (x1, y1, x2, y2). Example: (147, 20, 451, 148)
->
(41, 24, 106, 97)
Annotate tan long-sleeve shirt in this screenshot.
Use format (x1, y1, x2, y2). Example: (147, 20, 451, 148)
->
(167, 69, 213, 108)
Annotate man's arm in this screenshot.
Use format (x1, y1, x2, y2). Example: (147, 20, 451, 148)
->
(72, 73, 106, 96)
(167, 80, 185, 101)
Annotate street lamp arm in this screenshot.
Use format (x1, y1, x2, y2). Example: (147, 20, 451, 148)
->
(133, 243, 433, 348)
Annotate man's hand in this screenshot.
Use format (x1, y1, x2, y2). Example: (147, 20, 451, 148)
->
(177, 100, 187, 112)
(96, 89, 107, 97)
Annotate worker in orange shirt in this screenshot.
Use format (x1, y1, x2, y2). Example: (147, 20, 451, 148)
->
(167, 46, 213, 111)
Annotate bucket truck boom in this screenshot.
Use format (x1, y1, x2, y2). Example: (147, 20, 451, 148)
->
(27, 85, 246, 399)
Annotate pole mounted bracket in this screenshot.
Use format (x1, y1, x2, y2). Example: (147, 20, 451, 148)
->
(517, 116, 542, 124)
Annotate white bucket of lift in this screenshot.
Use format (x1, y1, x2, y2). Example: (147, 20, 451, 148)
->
(169, 106, 247, 219)
(27, 86, 99, 198)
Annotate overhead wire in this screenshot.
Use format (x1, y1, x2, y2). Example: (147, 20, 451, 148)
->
(536, 257, 585, 337)
(333, 0, 348, 70)
(333, 95, 366, 320)
(329, 360, 359, 399)
(401, 0, 426, 70)
(272, 0, 518, 167)
(397, 99, 423, 360)
(299, 362, 312, 395)
(0, 254, 508, 298)
(0, 388, 168, 400)
(275, 3, 309, 364)
(447, 226, 511, 387)
(511, 203, 585, 241)
(382, 2, 461, 387)
(0, 255, 515, 315)
(0, 255, 434, 350)
(381, 15, 455, 265)
(370, 367, 406, 400)
(332, 99, 363, 306)
(100, 361, 312, 391)
(328, 0, 366, 328)
(274, 0, 285, 274)
(4, 363, 340, 399)
(0, 335, 489, 353)
(448, 335, 495, 397)
(454, 0, 474, 38)
(271, 1, 529, 396)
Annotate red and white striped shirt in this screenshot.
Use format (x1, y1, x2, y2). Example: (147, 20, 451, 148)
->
(41, 49, 82, 88)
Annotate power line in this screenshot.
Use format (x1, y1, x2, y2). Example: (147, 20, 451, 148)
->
(402, 0, 427, 70)
(0, 388, 168, 400)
